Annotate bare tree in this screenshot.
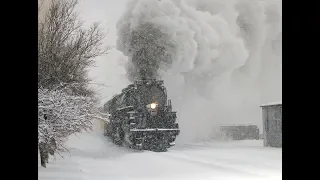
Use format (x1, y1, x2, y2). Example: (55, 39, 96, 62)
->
(38, 0, 111, 168)
(38, 0, 112, 96)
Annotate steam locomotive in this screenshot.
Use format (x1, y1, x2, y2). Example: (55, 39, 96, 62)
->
(103, 79, 180, 152)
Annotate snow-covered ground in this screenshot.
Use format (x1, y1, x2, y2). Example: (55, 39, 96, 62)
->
(38, 131, 281, 180)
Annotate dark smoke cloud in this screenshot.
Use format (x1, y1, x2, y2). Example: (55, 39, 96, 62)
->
(117, 18, 175, 81)
(116, 0, 282, 143)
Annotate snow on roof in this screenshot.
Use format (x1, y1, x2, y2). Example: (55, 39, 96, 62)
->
(260, 101, 282, 107)
(219, 123, 258, 127)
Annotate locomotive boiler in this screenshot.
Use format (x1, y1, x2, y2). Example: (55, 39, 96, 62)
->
(103, 79, 180, 152)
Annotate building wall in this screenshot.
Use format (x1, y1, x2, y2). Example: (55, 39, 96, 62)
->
(262, 105, 282, 147)
(262, 107, 268, 146)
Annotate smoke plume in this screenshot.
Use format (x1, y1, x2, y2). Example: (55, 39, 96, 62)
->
(116, 0, 282, 143)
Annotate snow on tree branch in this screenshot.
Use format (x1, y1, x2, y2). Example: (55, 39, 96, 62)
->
(38, 88, 103, 152)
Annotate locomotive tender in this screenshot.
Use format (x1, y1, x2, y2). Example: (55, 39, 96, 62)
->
(103, 79, 180, 152)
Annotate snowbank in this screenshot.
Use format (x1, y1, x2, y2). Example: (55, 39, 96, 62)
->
(39, 132, 282, 180)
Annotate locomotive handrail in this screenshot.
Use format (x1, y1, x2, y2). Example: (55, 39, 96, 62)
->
(116, 106, 134, 111)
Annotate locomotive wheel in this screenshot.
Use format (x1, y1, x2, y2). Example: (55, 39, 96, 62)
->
(103, 124, 108, 136)
(122, 132, 132, 149)
(122, 131, 144, 151)
(112, 127, 124, 146)
(103, 128, 109, 137)
(155, 143, 167, 152)
(150, 138, 168, 152)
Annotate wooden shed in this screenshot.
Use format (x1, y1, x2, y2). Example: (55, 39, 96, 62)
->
(261, 102, 282, 147)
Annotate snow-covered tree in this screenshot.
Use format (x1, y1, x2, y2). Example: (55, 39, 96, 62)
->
(38, 86, 108, 167)
(38, 0, 111, 168)
(39, 88, 92, 146)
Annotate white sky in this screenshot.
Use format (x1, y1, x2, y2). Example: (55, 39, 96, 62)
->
(76, 0, 130, 104)
(61, 0, 281, 140)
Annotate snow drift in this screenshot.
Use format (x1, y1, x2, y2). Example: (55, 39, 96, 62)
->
(116, 0, 282, 143)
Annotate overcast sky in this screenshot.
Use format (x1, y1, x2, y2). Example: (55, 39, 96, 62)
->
(76, 0, 130, 104)
(68, 0, 281, 139)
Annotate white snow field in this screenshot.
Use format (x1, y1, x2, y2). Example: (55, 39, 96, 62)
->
(38, 125, 282, 180)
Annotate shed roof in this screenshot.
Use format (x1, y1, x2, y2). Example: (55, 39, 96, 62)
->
(260, 101, 282, 107)
(219, 123, 258, 127)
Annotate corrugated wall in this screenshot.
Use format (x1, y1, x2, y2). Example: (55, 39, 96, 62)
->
(262, 105, 282, 147)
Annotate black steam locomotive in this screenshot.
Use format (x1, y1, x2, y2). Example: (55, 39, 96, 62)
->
(103, 79, 180, 152)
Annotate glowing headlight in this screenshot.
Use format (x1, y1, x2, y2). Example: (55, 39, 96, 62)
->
(150, 103, 157, 109)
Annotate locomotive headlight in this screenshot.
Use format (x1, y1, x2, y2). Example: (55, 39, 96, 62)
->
(150, 103, 157, 109)
(147, 103, 158, 116)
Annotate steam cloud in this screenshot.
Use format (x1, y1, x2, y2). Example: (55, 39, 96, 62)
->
(116, 0, 282, 143)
